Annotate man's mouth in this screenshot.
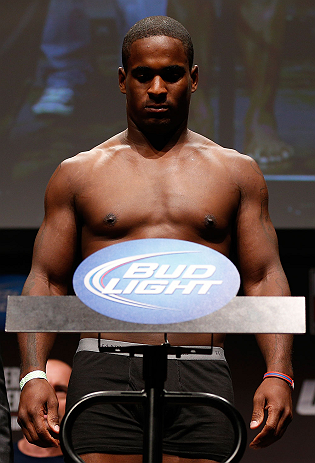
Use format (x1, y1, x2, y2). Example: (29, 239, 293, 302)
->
(145, 105, 170, 113)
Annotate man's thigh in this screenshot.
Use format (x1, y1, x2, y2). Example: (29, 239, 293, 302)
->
(67, 347, 234, 460)
(81, 453, 219, 463)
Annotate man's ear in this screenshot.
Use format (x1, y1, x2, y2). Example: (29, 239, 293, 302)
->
(190, 65, 198, 93)
(118, 67, 127, 94)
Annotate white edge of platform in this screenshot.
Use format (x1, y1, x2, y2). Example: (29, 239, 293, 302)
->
(5, 296, 306, 334)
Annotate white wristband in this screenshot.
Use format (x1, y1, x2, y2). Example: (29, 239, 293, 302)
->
(20, 370, 48, 391)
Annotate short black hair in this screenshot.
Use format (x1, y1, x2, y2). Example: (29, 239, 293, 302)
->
(122, 16, 194, 71)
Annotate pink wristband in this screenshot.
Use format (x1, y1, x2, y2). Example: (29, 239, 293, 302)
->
(263, 371, 294, 390)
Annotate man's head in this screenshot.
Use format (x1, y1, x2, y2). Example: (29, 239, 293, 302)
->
(119, 17, 198, 137)
(122, 16, 194, 72)
(46, 359, 72, 420)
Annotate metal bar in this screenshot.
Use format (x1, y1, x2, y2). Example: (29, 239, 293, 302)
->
(60, 389, 247, 463)
(6, 295, 306, 333)
(164, 392, 247, 463)
(60, 391, 146, 463)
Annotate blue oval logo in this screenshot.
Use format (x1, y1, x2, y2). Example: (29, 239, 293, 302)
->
(73, 239, 240, 324)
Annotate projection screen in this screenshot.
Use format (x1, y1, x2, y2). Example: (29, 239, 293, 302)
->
(0, 0, 314, 228)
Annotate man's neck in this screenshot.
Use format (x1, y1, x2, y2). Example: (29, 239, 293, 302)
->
(18, 437, 63, 457)
(126, 118, 189, 155)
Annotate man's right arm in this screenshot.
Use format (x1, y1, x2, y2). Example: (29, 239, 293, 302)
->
(18, 161, 79, 447)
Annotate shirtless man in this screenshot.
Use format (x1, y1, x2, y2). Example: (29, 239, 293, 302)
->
(17, 16, 293, 463)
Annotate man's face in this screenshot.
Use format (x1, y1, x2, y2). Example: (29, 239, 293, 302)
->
(46, 360, 71, 421)
(119, 36, 198, 134)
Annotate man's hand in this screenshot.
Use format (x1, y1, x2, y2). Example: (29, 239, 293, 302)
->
(18, 379, 60, 447)
(249, 377, 293, 449)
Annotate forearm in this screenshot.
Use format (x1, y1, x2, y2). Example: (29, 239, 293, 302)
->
(245, 268, 293, 376)
(243, 264, 291, 297)
(22, 268, 69, 296)
(250, 272, 293, 376)
(18, 332, 57, 377)
(255, 333, 293, 378)
(19, 272, 63, 377)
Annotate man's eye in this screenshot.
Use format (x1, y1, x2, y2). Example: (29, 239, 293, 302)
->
(137, 75, 149, 83)
(162, 69, 184, 83)
(166, 74, 180, 83)
(136, 72, 152, 83)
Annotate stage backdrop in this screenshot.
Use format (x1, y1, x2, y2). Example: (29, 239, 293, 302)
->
(0, 0, 314, 228)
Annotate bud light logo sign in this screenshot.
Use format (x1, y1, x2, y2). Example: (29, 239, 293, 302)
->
(73, 239, 240, 324)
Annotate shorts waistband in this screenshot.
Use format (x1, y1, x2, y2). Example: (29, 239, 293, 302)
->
(77, 338, 226, 361)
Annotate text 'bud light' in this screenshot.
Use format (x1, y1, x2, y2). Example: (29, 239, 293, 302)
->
(73, 239, 240, 324)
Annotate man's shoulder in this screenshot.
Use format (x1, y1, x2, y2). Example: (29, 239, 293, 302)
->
(44, 132, 126, 199)
(53, 132, 129, 185)
(189, 131, 252, 163)
(188, 131, 265, 186)
(63, 131, 127, 168)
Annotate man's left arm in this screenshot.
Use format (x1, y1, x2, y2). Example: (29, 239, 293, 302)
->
(235, 155, 293, 449)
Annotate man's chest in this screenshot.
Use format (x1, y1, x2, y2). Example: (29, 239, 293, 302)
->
(76, 157, 240, 243)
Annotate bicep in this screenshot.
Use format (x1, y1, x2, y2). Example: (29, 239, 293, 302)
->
(24, 165, 79, 295)
(235, 159, 289, 296)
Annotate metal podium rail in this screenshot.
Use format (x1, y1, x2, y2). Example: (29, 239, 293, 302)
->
(6, 295, 305, 333)
(61, 344, 247, 463)
(6, 295, 305, 463)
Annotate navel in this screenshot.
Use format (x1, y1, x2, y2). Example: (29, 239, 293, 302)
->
(204, 214, 217, 229)
(104, 213, 117, 226)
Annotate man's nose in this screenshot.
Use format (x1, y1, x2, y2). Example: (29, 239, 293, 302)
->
(148, 75, 167, 100)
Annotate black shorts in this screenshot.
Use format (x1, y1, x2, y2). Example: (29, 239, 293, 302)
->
(66, 340, 234, 460)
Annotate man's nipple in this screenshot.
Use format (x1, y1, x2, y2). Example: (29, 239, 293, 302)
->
(104, 213, 117, 226)
(204, 214, 217, 229)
